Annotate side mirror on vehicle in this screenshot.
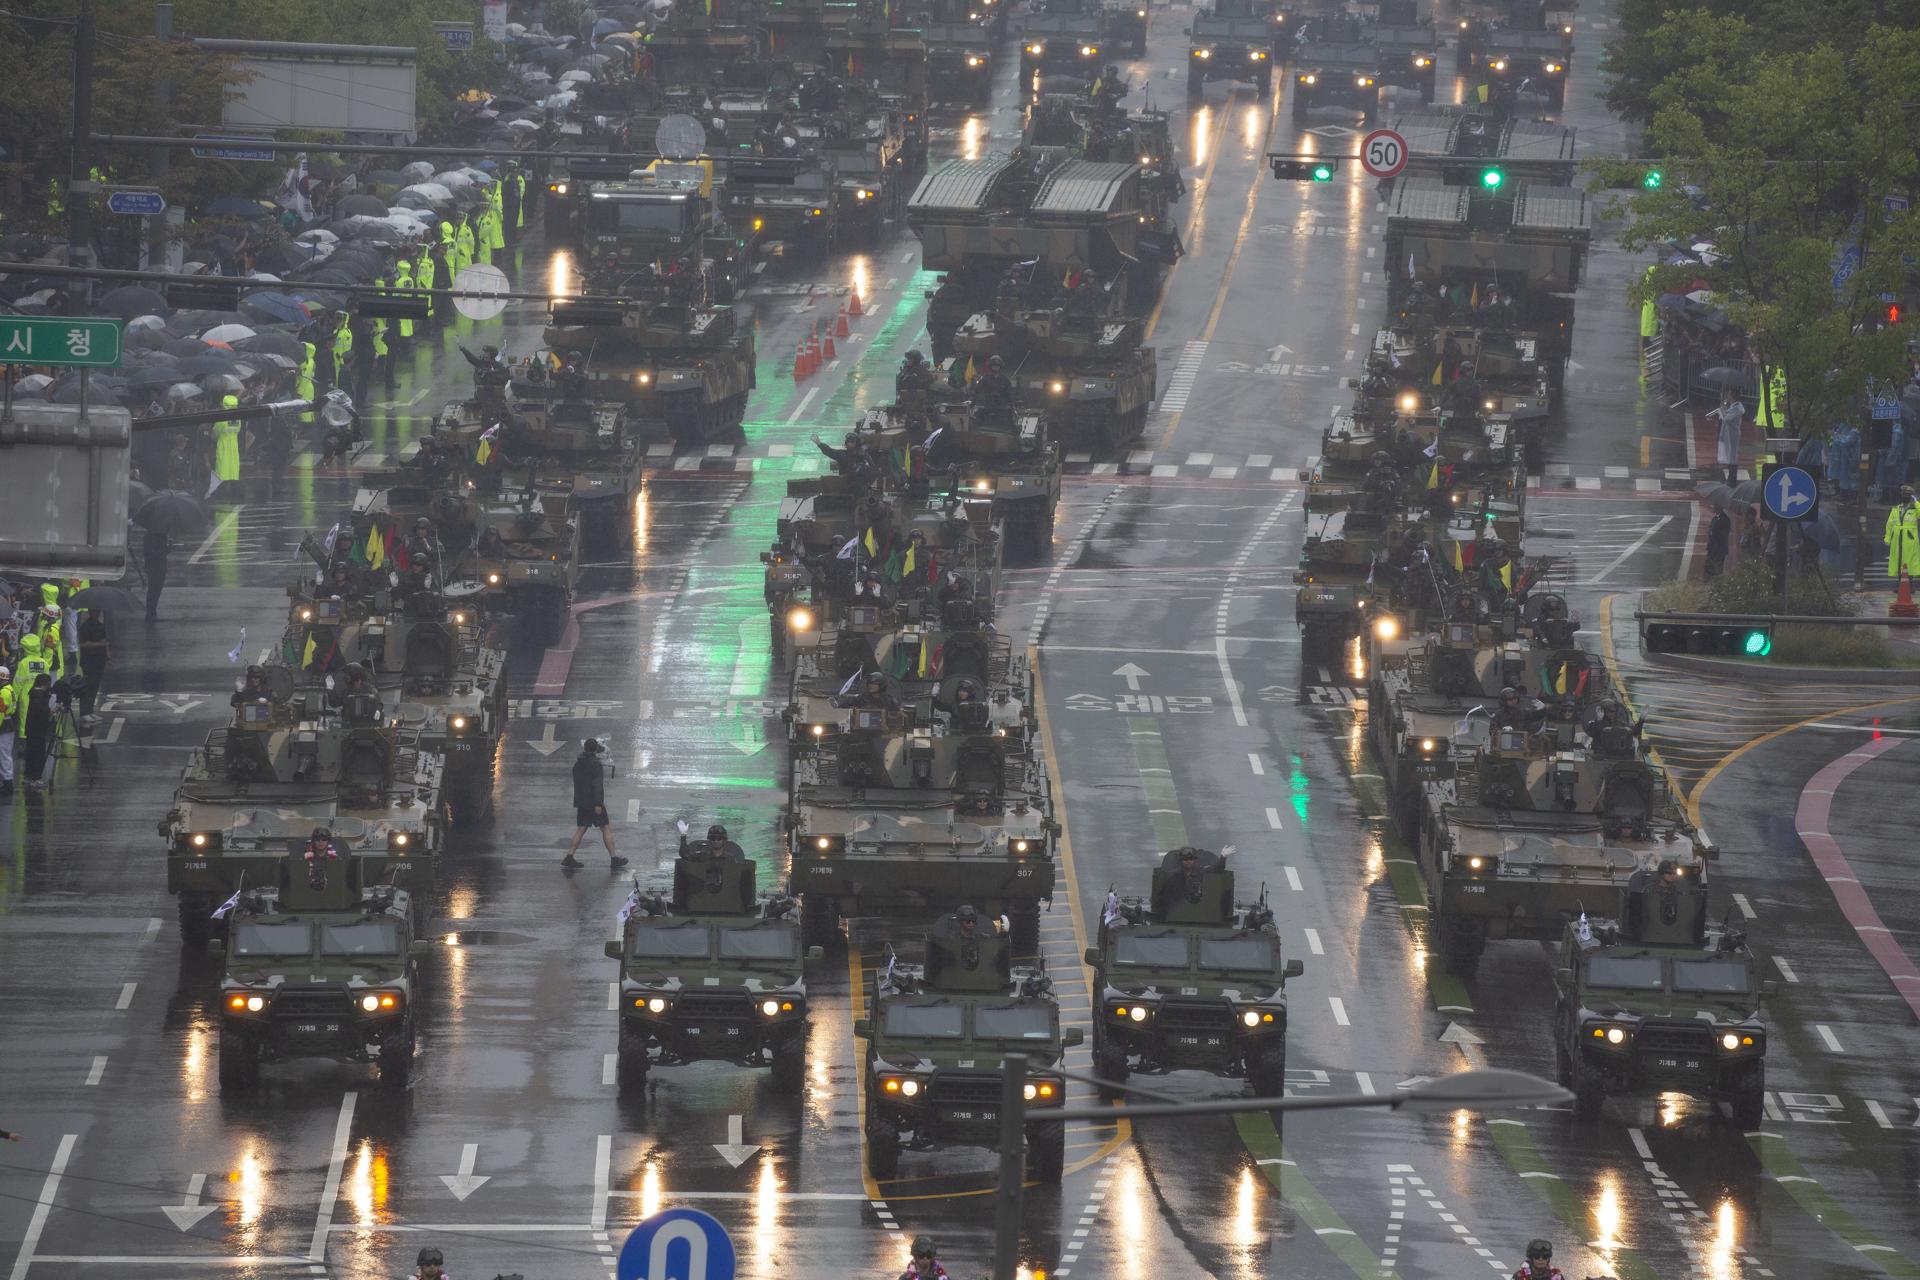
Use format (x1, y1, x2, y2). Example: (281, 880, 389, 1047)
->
(759, 551, 772, 563)
(853, 1018, 873, 1039)
(1554, 967, 1573, 984)
(1084, 947, 1101, 968)
(1283, 958, 1304, 980)
(604, 940, 623, 960)
(1062, 1027, 1085, 1048)
(1760, 980, 1778, 998)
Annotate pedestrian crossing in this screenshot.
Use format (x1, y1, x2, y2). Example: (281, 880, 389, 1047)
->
(1157, 341, 1209, 414)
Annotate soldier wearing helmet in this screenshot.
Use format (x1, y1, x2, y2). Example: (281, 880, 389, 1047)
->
(1511, 1238, 1564, 1280)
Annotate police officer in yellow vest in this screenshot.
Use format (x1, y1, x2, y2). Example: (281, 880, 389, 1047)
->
(1887, 486, 1920, 582)
(33, 607, 65, 681)
(392, 258, 416, 343)
(455, 213, 476, 275)
(332, 313, 354, 389)
(0, 668, 15, 797)
(214, 393, 243, 484)
(415, 243, 438, 327)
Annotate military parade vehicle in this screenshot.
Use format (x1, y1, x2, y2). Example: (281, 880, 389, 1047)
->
(1377, 108, 1578, 190)
(856, 917, 1082, 1181)
(1020, 0, 1108, 87)
(1087, 848, 1303, 1098)
(1188, 0, 1279, 99)
(492, 385, 647, 556)
(926, 399, 1063, 559)
(161, 670, 443, 950)
(783, 649, 1055, 953)
(1106, 1, 1150, 57)
(1417, 716, 1716, 979)
(1294, 507, 1398, 656)
(828, 139, 907, 246)
(580, 159, 756, 305)
(1551, 873, 1770, 1127)
(216, 859, 423, 1091)
(923, 21, 996, 103)
(648, 0, 766, 95)
(725, 154, 842, 257)
(1481, 27, 1575, 107)
(546, 290, 758, 446)
(1366, 4, 1441, 103)
(1290, 20, 1381, 120)
(440, 494, 578, 644)
(951, 302, 1159, 453)
(1451, 0, 1508, 70)
(608, 845, 810, 1095)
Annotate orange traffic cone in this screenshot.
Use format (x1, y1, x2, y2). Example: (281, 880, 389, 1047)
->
(821, 331, 837, 360)
(1893, 573, 1919, 621)
(847, 289, 864, 318)
(834, 306, 850, 338)
(793, 343, 811, 379)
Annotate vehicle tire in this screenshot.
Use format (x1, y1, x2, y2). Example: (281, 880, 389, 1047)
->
(179, 896, 215, 952)
(866, 1111, 902, 1181)
(1570, 1053, 1605, 1121)
(1092, 1032, 1130, 1100)
(800, 892, 839, 952)
(1728, 1063, 1764, 1130)
(378, 1023, 415, 1089)
(1437, 909, 1482, 980)
(1025, 1119, 1066, 1182)
(1008, 905, 1041, 958)
(770, 1032, 805, 1095)
(617, 1027, 650, 1095)
(1247, 1042, 1287, 1097)
(217, 1029, 259, 1092)
(1187, 68, 1204, 101)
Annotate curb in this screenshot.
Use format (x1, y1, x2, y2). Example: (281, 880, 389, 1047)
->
(1641, 650, 1920, 685)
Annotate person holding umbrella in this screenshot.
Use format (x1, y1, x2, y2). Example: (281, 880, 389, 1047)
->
(1704, 504, 1731, 580)
(1710, 387, 1746, 484)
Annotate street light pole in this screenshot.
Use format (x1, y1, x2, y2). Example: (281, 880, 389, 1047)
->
(68, 0, 96, 277)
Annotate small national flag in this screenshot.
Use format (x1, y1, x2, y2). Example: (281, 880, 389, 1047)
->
(1423, 439, 1439, 458)
(1498, 561, 1513, 589)
(1103, 890, 1123, 928)
(863, 527, 878, 557)
(366, 521, 386, 571)
(616, 884, 641, 927)
(1407, 252, 1415, 279)
(1576, 912, 1592, 943)
(836, 535, 859, 561)
(837, 668, 863, 697)
(923, 426, 944, 453)
(323, 521, 342, 557)
(211, 878, 246, 921)
(1430, 360, 1444, 386)
(301, 630, 318, 669)
(227, 627, 247, 664)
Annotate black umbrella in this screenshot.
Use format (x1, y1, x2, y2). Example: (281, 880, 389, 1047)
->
(1730, 478, 1764, 506)
(254, 242, 324, 274)
(161, 336, 214, 357)
(336, 193, 390, 217)
(173, 352, 245, 377)
(1803, 508, 1843, 552)
(365, 169, 409, 185)
(119, 365, 189, 390)
(127, 478, 154, 510)
(133, 491, 211, 536)
(50, 372, 128, 404)
(1695, 367, 1747, 391)
(234, 331, 306, 358)
(65, 584, 137, 612)
(96, 285, 170, 319)
(203, 195, 275, 219)
(176, 309, 251, 331)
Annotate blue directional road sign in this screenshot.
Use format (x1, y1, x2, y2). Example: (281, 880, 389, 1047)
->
(1873, 391, 1903, 421)
(616, 1208, 736, 1280)
(106, 190, 166, 216)
(191, 133, 276, 163)
(1764, 465, 1817, 522)
(1831, 244, 1862, 290)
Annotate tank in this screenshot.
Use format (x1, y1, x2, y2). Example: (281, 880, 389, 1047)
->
(490, 382, 647, 556)
(857, 923, 1083, 1182)
(1294, 507, 1400, 655)
(215, 868, 421, 1091)
(1086, 849, 1302, 1097)
(608, 853, 810, 1094)
(1418, 723, 1715, 979)
(443, 494, 579, 645)
(856, 396, 1062, 560)
(1552, 882, 1771, 1128)
(545, 291, 758, 447)
(784, 665, 1056, 954)
(952, 306, 1158, 451)
(160, 685, 444, 951)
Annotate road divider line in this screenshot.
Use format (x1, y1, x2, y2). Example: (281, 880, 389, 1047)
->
(1283, 866, 1302, 892)
(591, 1135, 611, 1232)
(1747, 1133, 1920, 1277)
(188, 505, 243, 565)
(601, 1053, 617, 1085)
(115, 982, 136, 1010)
(306, 1092, 357, 1262)
(1864, 1100, 1893, 1129)
(1813, 1024, 1844, 1053)
(1328, 997, 1349, 1026)
(1304, 927, 1323, 955)
(84, 1056, 106, 1085)
(1265, 806, 1283, 829)
(1248, 752, 1264, 775)
(1774, 955, 1798, 983)
(7, 1132, 76, 1280)
(1732, 892, 1755, 919)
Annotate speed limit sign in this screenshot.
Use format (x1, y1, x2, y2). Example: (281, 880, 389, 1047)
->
(1360, 128, 1408, 180)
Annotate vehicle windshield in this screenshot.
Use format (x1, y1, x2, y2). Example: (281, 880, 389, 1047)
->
(1199, 936, 1277, 972)
(834, 153, 882, 175)
(974, 1005, 1056, 1040)
(1672, 958, 1752, 995)
(630, 922, 713, 960)
(232, 921, 314, 958)
(882, 1003, 965, 1037)
(593, 199, 691, 235)
(717, 925, 799, 961)
(320, 920, 403, 956)
(1111, 932, 1192, 968)
(1585, 954, 1666, 990)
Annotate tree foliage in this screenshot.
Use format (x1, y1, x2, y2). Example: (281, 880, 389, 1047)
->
(1611, 18, 1920, 436)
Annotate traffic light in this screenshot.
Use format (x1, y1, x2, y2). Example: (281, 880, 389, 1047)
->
(1271, 157, 1339, 182)
(1643, 621, 1772, 658)
(1642, 168, 1663, 189)
(1477, 165, 1504, 190)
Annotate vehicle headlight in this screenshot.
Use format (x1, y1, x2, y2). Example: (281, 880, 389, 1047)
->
(191, 832, 211, 848)
(1299, 72, 1315, 83)
(1012, 839, 1032, 853)
(1492, 59, 1508, 70)
(1137, 7, 1145, 14)
(360, 991, 401, 1013)
(1080, 44, 1098, 56)
(646, 996, 669, 1014)
(1194, 48, 1212, 59)
(451, 611, 467, 626)
(450, 715, 468, 731)
(1545, 62, 1562, 73)
(1415, 56, 1431, 67)
(1606, 1027, 1626, 1045)
(227, 993, 267, 1013)
(299, 606, 315, 622)
(1027, 42, 1043, 54)
(855, 189, 871, 201)
(1451, 853, 1496, 873)
(761, 999, 781, 1016)
(1023, 1080, 1060, 1101)
(1241, 1009, 1260, 1028)
(486, 572, 502, 586)
(882, 1076, 921, 1096)
(1418, 738, 1438, 754)
(967, 55, 983, 66)
(974, 478, 991, 492)
(1374, 616, 1401, 641)
(809, 724, 827, 737)
(1251, 50, 1267, 60)
(1357, 76, 1373, 87)
(787, 606, 814, 631)
(1112, 1004, 1149, 1022)
(1720, 1032, 1739, 1050)
(553, 182, 569, 196)
(1459, 19, 1469, 28)
(1049, 380, 1066, 393)
(1141, 154, 1153, 164)
(637, 371, 653, 384)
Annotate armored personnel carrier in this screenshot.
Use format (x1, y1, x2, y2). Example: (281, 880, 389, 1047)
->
(216, 859, 422, 1091)
(952, 306, 1158, 452)
(857, 917, 1082, 1181)
(608, 848, 810, 1095)
(928, 400, 1062, 559)
(1189, 0, 1280, 99)
(494, 388, 646, 557)
(1294, 507, 1400, 656)
(1021, 0, 1108, 88)
(443, 494, 578, 644)
(785, 672, 1055, 953)
(924, 22, 995, 103)
(1087, 848, 1302, 1098)
(1418, 721, 1714, 979)
(161, 675, 443, 950)
(1552, 877, 1771, 1128)
(1290, 17, 1379, 120)
(546, 291, 757, 446)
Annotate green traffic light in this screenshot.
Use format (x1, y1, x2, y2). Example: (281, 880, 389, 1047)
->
(1311, 163, 1333, 182)
(1741, 630, 1771, 657)
(1642, 169, 1663, 189)
(1479, 167, 1504, 190)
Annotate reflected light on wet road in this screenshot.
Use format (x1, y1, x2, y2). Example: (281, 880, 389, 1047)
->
(1190, 107, 1214, 167)
(1592, 1173, 1624, 1275)
(963, 116, 985, 161)
(1233, 1166, 1257, 1248)
(231, 1143, 265, 1230)
(183, 1022, 209, 1103)
(1710, 1198, 1739, 1280)
(1241, 105, 1263, 149)
(1114, 1160, 1147, 1280)
(752, 1156, 780, 1270)
(348, 1139, 388, 1225)
(851, 256, 872, 309)
(634, 485, 652, 556)
(549, 249, 574, 300)
(1659, 1091, 1688, 1128)
(640, 1158, 663, 1219)
(1450, 1108, 1472, 1149)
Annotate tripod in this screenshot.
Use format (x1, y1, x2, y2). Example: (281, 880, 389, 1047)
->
(49, 685, 99, 786)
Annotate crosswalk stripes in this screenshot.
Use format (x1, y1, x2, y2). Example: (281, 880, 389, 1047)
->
(1157, 340, 1209, 414)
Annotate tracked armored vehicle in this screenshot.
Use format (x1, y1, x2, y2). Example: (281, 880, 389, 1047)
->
(546, 291, 757, 446)
(952, 306, 1157, 452)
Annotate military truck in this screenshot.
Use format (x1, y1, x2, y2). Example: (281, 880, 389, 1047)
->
(1087, 848, 1303, 1098)
(647, 0, 766, 94)
(829, 142, 906, 246)
(1417, 723, 1715, 979)
(724, 154, 840, 257)
(1290, 29, 1380, 121)
(784, 678, 1056, 954)
(546, 291, 757, 446)
(216, 864, 423, 1091)
(1553, 887, 1771, 1128)
(1482, 28, 1573, 108)
(1106, 1, 1149, 57)
(856, 920, 1082, 1181)
(1295, 507, 1398, 656)
(1189, 0, 1279, 98)
(161, 677, 443, 950)
(924, 22, 995, 103)
(608, 851, 810, 1094)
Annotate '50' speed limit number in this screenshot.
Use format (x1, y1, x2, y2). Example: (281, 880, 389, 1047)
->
(1360, 128, 1408, 179)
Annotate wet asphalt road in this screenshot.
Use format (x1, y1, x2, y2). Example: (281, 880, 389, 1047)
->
(3, 0, 1919, 1276)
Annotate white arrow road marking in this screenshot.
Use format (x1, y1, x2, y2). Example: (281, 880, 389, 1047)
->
(1437, 1022, 1485, 1046)
(527, 723, 566, 756)
(162, 1173, 219, 1231)
(1112, 662, 1150, 691)
(713, 1114, 761, 1169)
(727, 729, 766, 757)
(440, 1144, 490, 1201)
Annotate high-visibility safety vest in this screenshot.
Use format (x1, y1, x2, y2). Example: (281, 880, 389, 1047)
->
(393, 262, 416, 338)
(372, 317, 390, 359)
(214, 394, 242, 482)
(297, 342, 317, 400)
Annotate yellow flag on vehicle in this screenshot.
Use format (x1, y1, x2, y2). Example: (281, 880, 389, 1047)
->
(366, 522, 385, 571)
(301, 630, 318, 669)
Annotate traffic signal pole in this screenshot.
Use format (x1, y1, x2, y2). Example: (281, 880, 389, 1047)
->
(67, 0, 97, 283)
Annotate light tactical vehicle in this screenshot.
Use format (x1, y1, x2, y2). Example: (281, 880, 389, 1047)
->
(1188, 0, 1279, 99)
(162, 676, 443, 950)
(1417, 722, 1715, 979)
(216, 861, 424, 1091)
(1087, 848, 1302, 1097)
(1290, 25, 1380, 121)
(608, 851, 809, 1094)
(856, 920, 1081, 1181)
(1553, 877, 1771, 1128)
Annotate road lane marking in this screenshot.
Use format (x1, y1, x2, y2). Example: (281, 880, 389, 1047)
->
(1813, 1023, 1844, 1053)
(1773, 955, 1799, 983)
(1329, 996, 1349, 1026)
(1732, 892, 1755, 919)
(1865, 1100, 1893, 1129)
(602, 1052, 617, 1085)
(115, 982, 136, 1010)
(591, 1134, 612, 1232)
(1265, 806, 1283, 829)
(1588, 514, 1673, 584)
(7, 1131, 76, 1280)
(84, 1056, 106, 1085)
(1284, 866, 1302, 891)
(1248, 751, 1264, 774)
(1355, 1071, 1373, 1096)
(306, 1092, 358, 1261)
(606, 982, 619, 1011)
(188, 505, 244, 564)
(1304, 927, 1323, 955)
(784, 386, 820, 424)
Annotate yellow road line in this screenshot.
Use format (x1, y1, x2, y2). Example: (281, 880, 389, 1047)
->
(1144, 102, 1234, 341)
(848, 937, 882, 1202)
(1639, 434, 1651, 469)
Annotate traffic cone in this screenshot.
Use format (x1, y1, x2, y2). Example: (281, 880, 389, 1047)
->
(1893, 573, 1919, 621)
(821, 331, 837, 360)
(834, 305, 850, 339)
(793, 343, 810, 379)
(847, 289, 864, 318)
